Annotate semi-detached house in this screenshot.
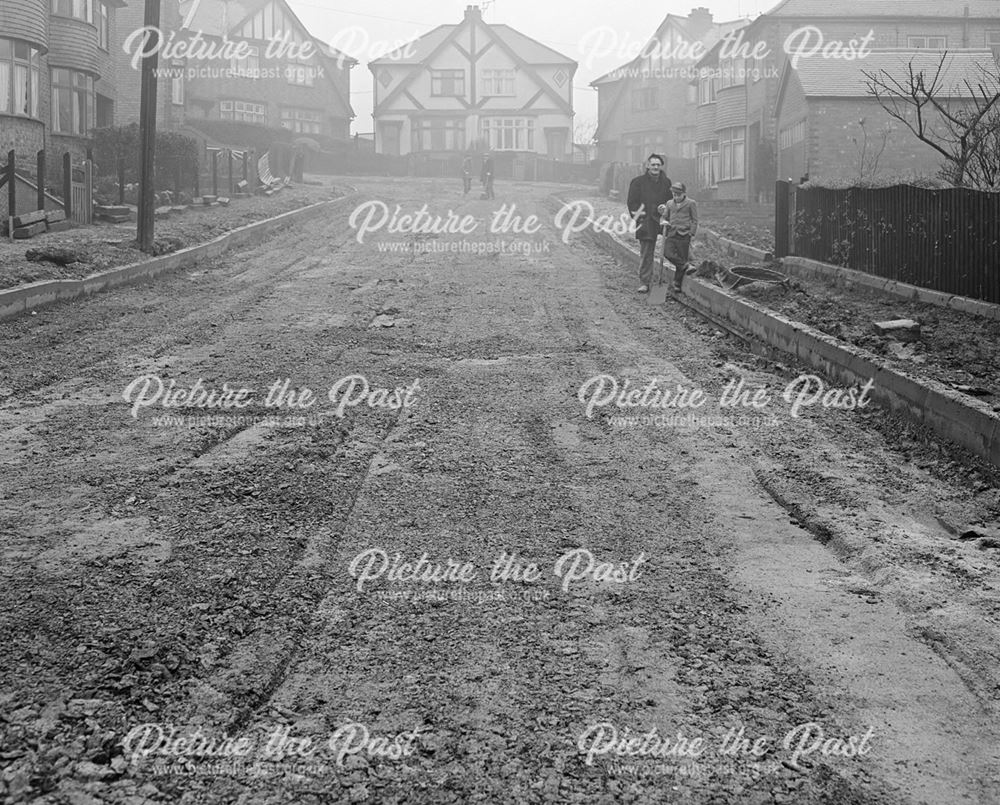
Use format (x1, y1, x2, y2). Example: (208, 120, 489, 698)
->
(369, 5, 576, 168)
(691, 0, 1000, 200)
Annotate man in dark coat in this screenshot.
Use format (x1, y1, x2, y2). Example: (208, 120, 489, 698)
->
(626, 154, 673, 292)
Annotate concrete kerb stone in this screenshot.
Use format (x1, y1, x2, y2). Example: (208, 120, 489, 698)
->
(591, 222, 1000, 467)
(700, 228, 772, 262)
(0, 193, 357, 321)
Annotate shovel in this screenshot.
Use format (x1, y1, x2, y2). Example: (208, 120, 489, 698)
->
(647, 225, 669, 305)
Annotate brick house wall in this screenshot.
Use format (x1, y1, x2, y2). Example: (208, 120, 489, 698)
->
(775, 71, 808, 183)
(705, 11, 1000, 200)
(113, 0, 185, 131)
(805, 98, 976, 183)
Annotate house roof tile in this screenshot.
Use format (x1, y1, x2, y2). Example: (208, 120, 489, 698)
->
(765, 0, 1000, 17)
(369, 21, 574, 67)
(790, 49, 999, 97)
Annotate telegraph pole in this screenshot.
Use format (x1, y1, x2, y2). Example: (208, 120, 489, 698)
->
(137, 0, 162, 252)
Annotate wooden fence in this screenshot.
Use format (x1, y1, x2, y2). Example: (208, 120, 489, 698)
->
(779, 183, 1000, 304)
(2, 149, 89, 235)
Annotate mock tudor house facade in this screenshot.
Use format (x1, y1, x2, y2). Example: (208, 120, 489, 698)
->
(369, 5, 576, 161)
(692, 0, 1000, 200)
(774, 49, 1000, 184)
(174, 0, 355, 141)
(590, 7, 746, 188)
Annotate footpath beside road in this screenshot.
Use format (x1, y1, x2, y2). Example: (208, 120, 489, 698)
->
(576, 193, 1000, 470)
(0, 181, 348, 293)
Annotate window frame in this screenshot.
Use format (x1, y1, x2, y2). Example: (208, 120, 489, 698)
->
(697, 139, 719, 188)
(907, 35, 947, 48)
(480, 117, 535, 151)
(631, 86, 658, 112)
(280, 107, 323, 134)
(0, 40, 42, 120)
(51, 67, 94, 136)
(411, 117, 466, 151)
(719, 127, 745, 181)
(480, 68, 515, 97)
(97, 0, 109, 50)
(430, 69, 465, 97)
(50, 0, 94, 25)
(231, 45, 261, 78)
(220, 99, 267, 125)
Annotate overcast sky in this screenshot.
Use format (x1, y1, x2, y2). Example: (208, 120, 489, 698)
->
(286, 0, 771, 136)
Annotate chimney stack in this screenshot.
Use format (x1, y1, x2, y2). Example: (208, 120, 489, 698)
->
(465, 5, 482, 20)
(687, 7, 714, 39)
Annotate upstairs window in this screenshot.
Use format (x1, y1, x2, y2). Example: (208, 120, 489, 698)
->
(632, 87, 657, 112)
(97, 1, 109, 49)
(480, 69, 515, 96)
(908, 35, 947, 48)
(231, 46, 261, 78)
(51, 0, 93, 24)
(698, 73, 718, 104)
(431, 69, 465, 97)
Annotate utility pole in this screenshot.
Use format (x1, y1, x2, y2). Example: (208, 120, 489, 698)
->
(137, 0, 162, 252)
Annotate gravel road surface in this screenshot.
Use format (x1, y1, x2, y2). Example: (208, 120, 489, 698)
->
(1, 177, 998, 805)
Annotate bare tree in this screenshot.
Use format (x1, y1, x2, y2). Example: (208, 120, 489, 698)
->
(863, 53, 1000, 187)
(850, 117, 892, 182)
(573, 117, 598, 145)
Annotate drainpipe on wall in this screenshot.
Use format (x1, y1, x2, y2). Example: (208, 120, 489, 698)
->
(963, 5, 969, 48)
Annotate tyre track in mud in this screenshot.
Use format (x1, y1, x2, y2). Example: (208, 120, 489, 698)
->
(2, 179, 997, 805)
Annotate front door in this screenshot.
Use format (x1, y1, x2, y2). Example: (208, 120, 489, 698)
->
(381, 123, 401, 156)
(546, 128, 567, 160)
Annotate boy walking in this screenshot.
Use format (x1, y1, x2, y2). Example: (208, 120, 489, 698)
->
(658, 182, 698, 292)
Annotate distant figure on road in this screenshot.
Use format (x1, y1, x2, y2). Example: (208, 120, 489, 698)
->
(626, 154, 672, 293)
(481, 153, 495, 199)
(462, 155, 473, 195)
(658, 182, 698, 293)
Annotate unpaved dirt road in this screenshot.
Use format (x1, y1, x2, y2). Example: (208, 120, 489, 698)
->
(1, 178, 999, 804)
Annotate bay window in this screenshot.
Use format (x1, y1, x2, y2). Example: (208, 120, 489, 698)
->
(481, 117, 535, 151)
(51, 0, 93, 24)
(220, 99, 267, 124)
(0, 40, 42, 119)
(280, 108, 322, 134)
(412, 118, 465, 151)
(719, 127, 745, 180)
(697, 140, 719, 188)
(52, 68, 94, 135)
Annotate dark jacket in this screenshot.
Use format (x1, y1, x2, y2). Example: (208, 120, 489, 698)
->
(481, 157, 494, 183)
(626, 171, 673, 241)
